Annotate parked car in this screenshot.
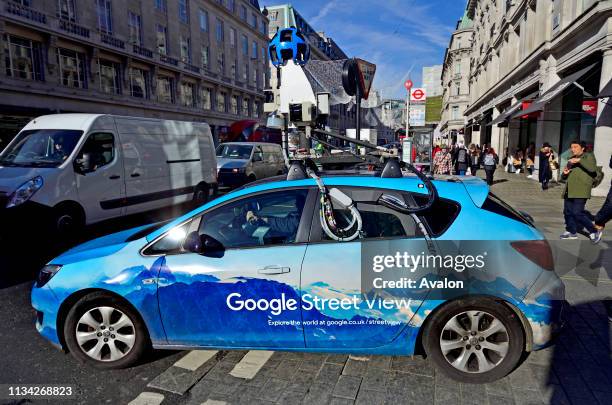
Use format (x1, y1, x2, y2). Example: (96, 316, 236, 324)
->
(216, 142, 287, 188)
(32, 169, 565, 382)
(0, 114, 217, 234)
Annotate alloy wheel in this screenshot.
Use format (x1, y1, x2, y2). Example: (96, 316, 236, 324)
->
(75, 306, 136, 362)
(439, 310, 509, 373)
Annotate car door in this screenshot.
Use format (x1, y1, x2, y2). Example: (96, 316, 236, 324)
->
(300, 187, 436, 349)
(156, 188, 315, 348)
(251, 146, 266, 179)
(74, 132, 125, 223)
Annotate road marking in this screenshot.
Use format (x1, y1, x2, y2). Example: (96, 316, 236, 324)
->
(173, 350, 218, 371)
(128, 392, 164, 405)
(229, 350, 274, 379)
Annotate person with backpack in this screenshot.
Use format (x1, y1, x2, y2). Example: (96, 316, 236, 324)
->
(469, 144, 480, 177)
(482, 147, 499, 185)
(593, 154, 611, 240)
(453, 142, 469, 175)
(560, 140, 600, 243)
(538, 142, 554, 190)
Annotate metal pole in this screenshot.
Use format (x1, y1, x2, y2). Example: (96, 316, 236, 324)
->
(356, 84, 361, 142)
(406, 90, 411, 139)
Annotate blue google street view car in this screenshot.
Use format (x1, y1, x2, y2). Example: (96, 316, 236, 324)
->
(32, 168, 565, 383)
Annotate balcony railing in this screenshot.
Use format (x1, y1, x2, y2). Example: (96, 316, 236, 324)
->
(183, 63, 200, 74)
(59, 19, 90, 38)
(5, 2, 47, 24)
(160, 55, 179, 66)
(100, 33, 125, 49)
(133, 44, 153, 58)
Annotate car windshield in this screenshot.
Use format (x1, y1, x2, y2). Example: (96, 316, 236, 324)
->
(0, 129, 82, 168)
(216, 144, 253, 159)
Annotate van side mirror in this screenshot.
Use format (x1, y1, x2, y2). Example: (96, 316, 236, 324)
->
(253, 153, 263, 162)
(184, 231, 225, 258)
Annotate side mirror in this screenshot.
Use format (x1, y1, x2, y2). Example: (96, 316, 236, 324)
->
(253, 153, 263, 162)
(184, 231, 225, 258)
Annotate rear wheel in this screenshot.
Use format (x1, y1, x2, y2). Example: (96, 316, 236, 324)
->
(64, 293, 150, 369)
(423, 298, 524, 383)
(192, 183, 209, 206)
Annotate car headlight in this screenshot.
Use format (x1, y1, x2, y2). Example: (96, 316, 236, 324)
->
(36, 264, 62, 288)
(7, 176, 43, 208)
(232, 167, 246, 173)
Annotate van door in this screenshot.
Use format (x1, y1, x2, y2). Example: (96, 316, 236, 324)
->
(251, 146, 266, 179)
(74, 132, 125, 223)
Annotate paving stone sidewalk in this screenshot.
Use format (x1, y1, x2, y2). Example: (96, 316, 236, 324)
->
(149, 171, 612, 405)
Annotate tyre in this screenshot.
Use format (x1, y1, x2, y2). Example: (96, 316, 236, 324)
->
(423, 297, 524, 383)
(64, 293, 150, 369)
(248, 174, 256, 183)
(52, 205, 84, 237)
(192, 183, 209, 206)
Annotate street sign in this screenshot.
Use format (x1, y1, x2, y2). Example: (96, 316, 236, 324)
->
(355, 58, 376, 100)
(409, 105, 426, 127)
(410, 88, 426, 103)
(404, 79, 413, 91)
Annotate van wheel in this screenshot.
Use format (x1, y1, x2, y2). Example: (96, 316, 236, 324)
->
(64, 293, 150, 369)
(192, 184, 209, 206)
(52, 205, 84, 237)
(248, 174, 256, 183)
(423, 298, 524, 383)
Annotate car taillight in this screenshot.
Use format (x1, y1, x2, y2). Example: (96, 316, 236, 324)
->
(510, 240, 554, 271)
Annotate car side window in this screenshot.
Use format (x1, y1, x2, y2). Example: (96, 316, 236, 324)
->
(143, 220, 193, 255)
(253, 147, 264, 162)
(198, 189, 309, 249)
(77, 132, 115, 171)
(409, 193, 460, 237)
(314, 187, 422, 241)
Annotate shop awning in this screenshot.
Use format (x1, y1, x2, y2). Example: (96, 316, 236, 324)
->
(598, 79, 612, 98)
(511, 63, 599, 118)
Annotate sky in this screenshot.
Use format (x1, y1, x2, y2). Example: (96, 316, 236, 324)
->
(260, 0, 467, 99)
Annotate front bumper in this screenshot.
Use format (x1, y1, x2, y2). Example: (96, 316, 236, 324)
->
(0, 201, 53, 236)
(31, 284, 62, 349)
(217, 171, 249, 188)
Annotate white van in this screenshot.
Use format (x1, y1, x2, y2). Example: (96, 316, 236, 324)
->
(0, 114, 217, 233)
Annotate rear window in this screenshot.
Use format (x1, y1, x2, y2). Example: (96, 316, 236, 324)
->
(481, 193, 533, 226)
(411, 194, 461, 237)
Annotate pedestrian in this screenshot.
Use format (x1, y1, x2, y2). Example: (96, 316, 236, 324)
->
(433, 145, 453, 175)
(560, 140, 600, 243)
(482, 147, 498, 185)
(526, 142, 536, 178)
(538, 142, 554, 190)
(432, 144, 441, 159)
(469, 144, 480, 177)
(513, 149, 523, 174)
(593, 154, 612, 238)
(453, 141, 469, 175)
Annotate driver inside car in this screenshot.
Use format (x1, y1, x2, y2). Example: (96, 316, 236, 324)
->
(244, 194, 305, 237)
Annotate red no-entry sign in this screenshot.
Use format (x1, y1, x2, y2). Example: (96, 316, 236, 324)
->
(404, 80, 413, 91)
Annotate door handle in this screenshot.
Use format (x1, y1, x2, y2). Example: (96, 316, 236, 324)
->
(257, 265, 290, 275)
(130, 173, 141, 178)
(109, 175, 121, 180)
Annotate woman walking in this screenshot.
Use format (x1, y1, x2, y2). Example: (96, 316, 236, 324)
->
(526, 143, 536, 178)
(538, 142, 553, 190)
(469, 144, 480, 177)
(513, 149, 524, 174)
(433, 145, 453, 175)
(482, 147, 499, 185)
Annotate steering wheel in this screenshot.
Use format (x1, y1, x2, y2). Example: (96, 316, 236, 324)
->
(23, 151, 37, 159)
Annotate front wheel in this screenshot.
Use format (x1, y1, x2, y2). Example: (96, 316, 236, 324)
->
(64, 293, 150, 369)
(423, 298, 525, 383)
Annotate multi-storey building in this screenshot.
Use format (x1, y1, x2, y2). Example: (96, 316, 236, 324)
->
(0, 0, 269, 147)
(422, 65, 443, 97)
(440, 12, 473, 145)
(461, 0, 611, 196)
(264, 4, 354, 134)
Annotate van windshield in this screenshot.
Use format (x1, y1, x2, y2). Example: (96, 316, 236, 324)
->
(216, 144, 253, 160)
(0, 129, 82, 168)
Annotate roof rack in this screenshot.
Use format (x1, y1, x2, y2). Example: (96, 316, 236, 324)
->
(286, 157, 403, 181)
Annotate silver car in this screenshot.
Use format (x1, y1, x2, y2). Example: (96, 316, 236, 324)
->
(216, 142, 287, 188)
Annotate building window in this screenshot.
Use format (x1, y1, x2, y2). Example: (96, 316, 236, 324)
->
(201, 87, 212, 109)
(180, 36, 191, 63)
(252, 41, 257, 59)
(231, 95, 238, 114)
(260, 20, 266, 35)
(253, 100, 260, 118)
(155, 0, 167, 12)
(242, 34, 248, 56)
(240, 5, 247, 20)
(230, 59, 236, 79)
(57, 48, 86, 89)
(217, 91, 227, 112)
(243, 64, 248, 82)
(251, 13, 257, 28)
(216, 18, 224, 42)
(129, 67, 148, 98)
(454, 81, 460, 96)
(253, 68, 257, 86)
(12, 0, 32, 5)
(454, 62, 461, 75)
(199, 9, 208, 32)
(98, 59, 120, 94)
(227, 0, 235, 12)
(57, 0, 76, 21)
(242, 97, 250, 116)
(96, 0, 113, 34)
(178, 0, 189, 24)
(229, 28, 236, 47)
(201, 46, 209, 69)
(156, 25, 168, 55)
(451, 106, 460, 120)
(180, 82, 195, 107)
(128, 12, 143, 46)
(217, 51, 224, 74)
(4, 35, 44, 81)
(156, 76, 174, 103)
(261, 46, 266, 61)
